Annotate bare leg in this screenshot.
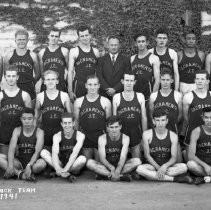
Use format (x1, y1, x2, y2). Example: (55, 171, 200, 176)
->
(122, 158, 141, 174)
(177, 143, 183, 163)
(187, 160, 206, 176)
(136, 164, 174, 182)
(69, 155, 86, 175)
(86, 159, 110, 177)
(40, 149, 53, 167)
(82, 148, 94, 160)
(130, 144, 141, 158)
(0, 154, 8, 170)
(32, 158, 47, 174)
(166, 163, 187, 176)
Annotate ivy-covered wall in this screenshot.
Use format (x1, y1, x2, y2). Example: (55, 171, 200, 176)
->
(0, 0, 210, 54)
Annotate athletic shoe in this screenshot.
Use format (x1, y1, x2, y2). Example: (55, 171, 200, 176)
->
(130, 171, 141, 180)
(67, 174, 76, 183)
(120, 174, 132, 182)
(193, 177, 205, 185)
(174, 175, 193, 184)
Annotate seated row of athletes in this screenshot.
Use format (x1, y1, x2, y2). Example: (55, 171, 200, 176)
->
(1, 63, 211, 184)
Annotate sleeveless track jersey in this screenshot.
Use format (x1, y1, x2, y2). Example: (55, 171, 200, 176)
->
(74, 46, 98, 82)
(9, 49, 34, 84)
(17, 127, 37, 168)
(59, 130, 77, 166)
(117, 92, 142, 147)
(154, 48, 173, 73)
(105, 133, 123, 167)
(42, 47, 67, 91)
(185, 91, 211, 145)
(40, 91, 65, 146)
(179, 50, 203, 84)
(0, 90, 25, 145)
(150, 129, 171, 166)
(131, 53, 153, 100)
(79, 96, 106, 133)
(195, 126, 211, 165)
(154, 90, 178, 133)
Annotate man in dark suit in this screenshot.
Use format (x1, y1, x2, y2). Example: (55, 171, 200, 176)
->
(97, 36, 131, 100)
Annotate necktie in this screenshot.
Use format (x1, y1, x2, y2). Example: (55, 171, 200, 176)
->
(112, 55, 115, 65)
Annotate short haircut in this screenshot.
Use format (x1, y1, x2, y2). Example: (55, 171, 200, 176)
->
(153, 108, 168, 119)
(43, 70, 59, 79)
(108, 35, 120, 42)
(49, 27, 61, 36)
(184, 28, 196, 38)
(15, 29, 29, 39)
(77, 25, 91, 36)
(106, 116, 122, 127)
(61, 112, 75, 121)
(195, 70, 209, 80)
(123, 72, 136, 80)
(4, 65, 19, 75)
(160, 67, 173, 78)
(86, 74, 99, 83)
(21, 107, 35, 116)
(133, 29, 150, 41)
(202, 107, 211, 115)
(155, 27, 169, 37)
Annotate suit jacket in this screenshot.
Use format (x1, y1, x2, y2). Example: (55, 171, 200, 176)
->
(97, 53, 131, 96)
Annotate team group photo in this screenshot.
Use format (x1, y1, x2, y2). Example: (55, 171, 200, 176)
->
(1, 0, 211, 210)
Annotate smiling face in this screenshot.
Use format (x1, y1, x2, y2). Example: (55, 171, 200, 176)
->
(108, 38, 120, 55)
(15, 34, 28, 49)
(61, 117, 75, 133)
(48, 30, 60, 45)
(44, 72, 59, 90)
(195, 73, 208, 90)
(122, 74, 136, 91)
(78, 29, 91, 45)
(85, 77, 100, 94)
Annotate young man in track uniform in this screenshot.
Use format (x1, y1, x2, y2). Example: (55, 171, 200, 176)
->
(39, 28, 69, 92)
(136, 109, 192, 183)
(87, 116, 141, 181)
(52, 113, 86, 182)
(149, 27, 179, 90)
(68, 26, 99, 100)
(131, 30, 160, 102)
(149, 68, 183, 162)
(4, 108, 46, 181)
(0, 65, 31, 171)
(183, 71, 211, 159)
(149, 68, 182, 134)
(4, 29, 40, 106)
(35, 70, 72, 167)
(178, 29, 205, 95)
(74, 75, 111, 160)
(113, 72, 147, 159)
(187, 107, 211, 184)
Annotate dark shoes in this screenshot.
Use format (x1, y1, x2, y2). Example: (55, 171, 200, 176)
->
(174, 175, 193, 184)
(193, 177, 205, 185)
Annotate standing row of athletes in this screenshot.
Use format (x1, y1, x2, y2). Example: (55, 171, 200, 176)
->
(0, 24, 211, 184)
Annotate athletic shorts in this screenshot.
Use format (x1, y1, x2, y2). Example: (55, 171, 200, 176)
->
(42, 127, 62, 147)
(43, 145, 52, 153)
(184, 125, 195, 146)
(73, 79, 87, 98)
(0, 124, 18, 145)
(17, 156, 31, 169)
(122, 126, 141, 148)
(83, 130, 105, 149)
(18, 81, 36, 100)
(0, 144, 9, 155)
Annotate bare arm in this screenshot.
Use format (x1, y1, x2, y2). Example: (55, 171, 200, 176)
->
(73, 98, 82, 130)
(143, 130, 160, 170)
(27, 128, 44, 167)
(170, 49, 179, 91)
(205, 53, 211, 75)
(183, 93, 192, 123)
(61, 92, 73, 113)
(38, 49, 45, 77)
(112, 94, 120, 116)
(52, 132, 63, 172)
(63, 131, 85, 171)
(98, 135, 115, 171)
(22, 91, 32, 108)
(137, 93, 147, 131)
(115, 135, 129, 174)
(35, 94, 42, 121)
(102, 97, 112, 118)
(149, 92, 156, 123)
(150, 55, 160, 92)
(30, 51, 41, 83)
(176, 92, 183, 124)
